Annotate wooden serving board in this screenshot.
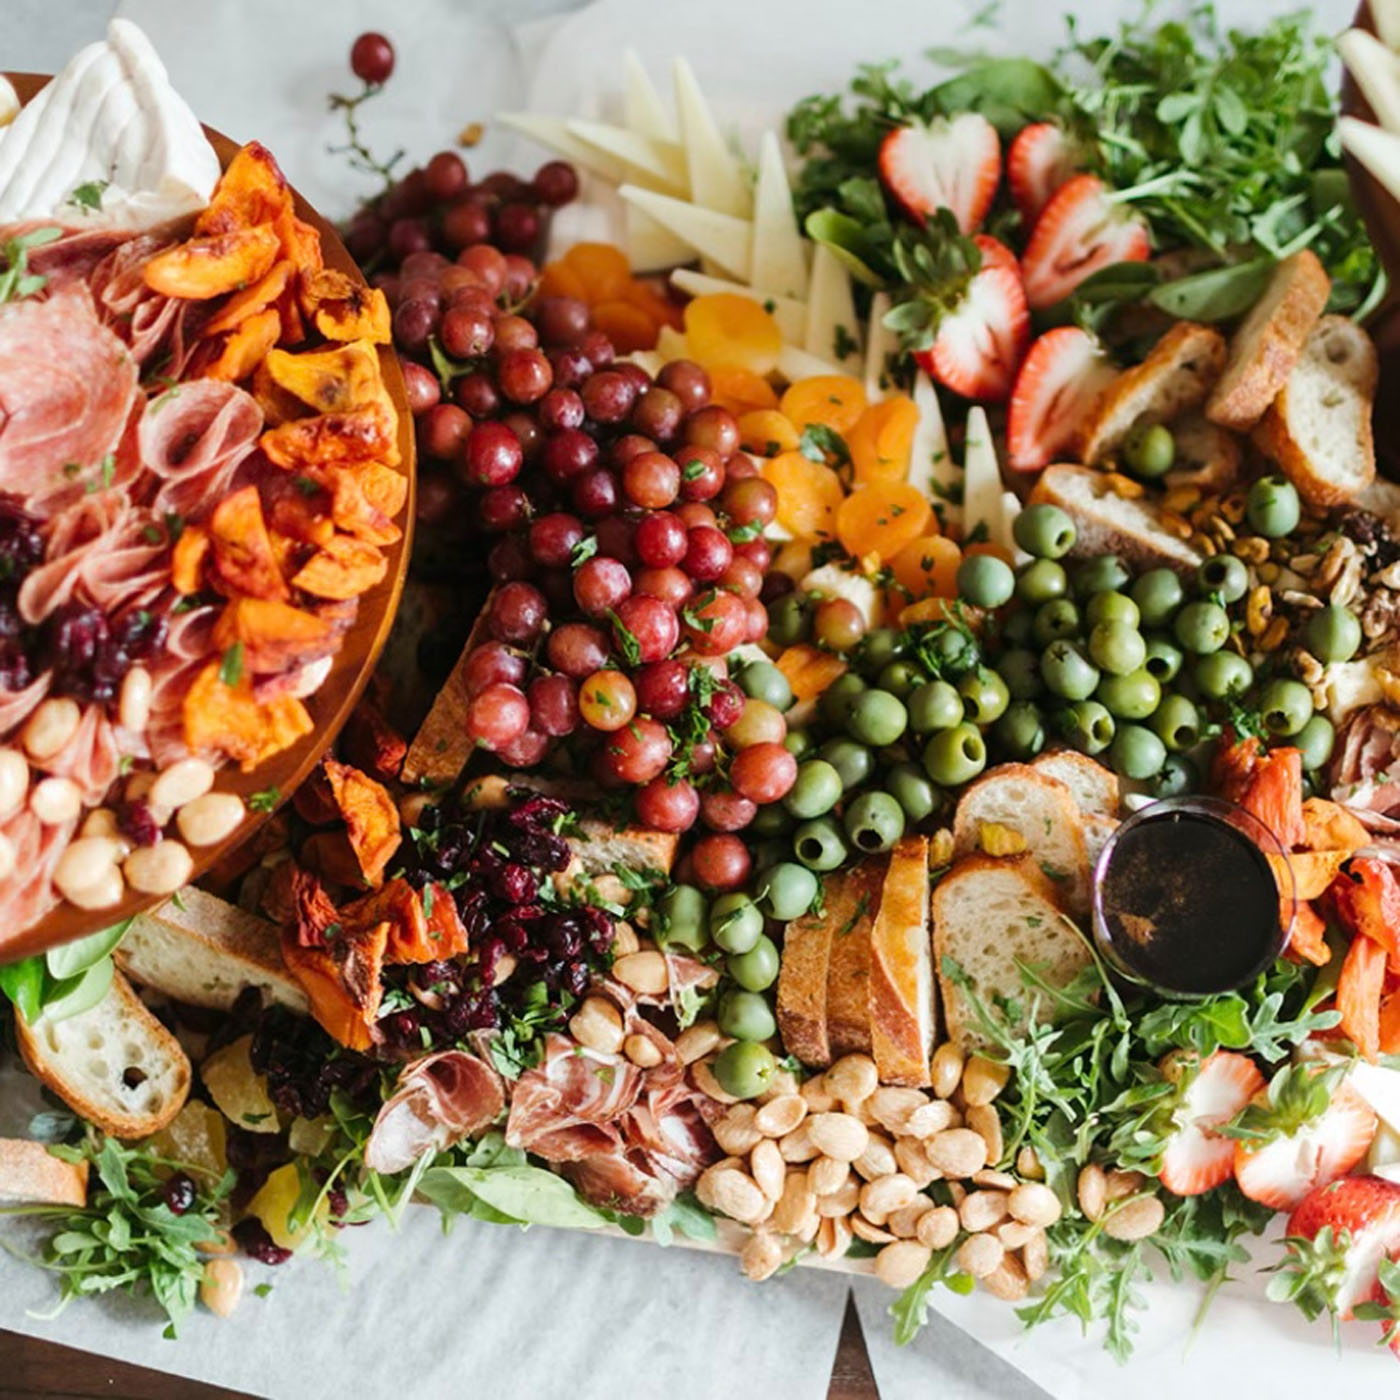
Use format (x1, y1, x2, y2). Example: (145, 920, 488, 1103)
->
(1, 74, 416, 961)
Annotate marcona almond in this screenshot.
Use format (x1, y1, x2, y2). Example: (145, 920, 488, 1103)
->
(713, 1105, 763, 1157)
(624, 1034, 662, 1068)
(961, 1055, 1010, 1107)
(893, 1137, 939, 1189)
(751, 1139, 785, 1202)
(612, 950, 668, 995)
(695, 1158, 744, 1210)
(1077, 1164, 1107, 1222)
(708, 1168, 768, 1224)
(959, 1189, 1009, 1233)
(200, 1258, 244, 1318)
(851, 1215, 896, 1245)
(1103, 1194, 1165, 1241)
(754, 1093, 806, 1138)
(859, 1173, 918, 1218)
(741, 1230, 783, 1282)
(926, 1128, 987, 1178)
(808, 1156, 851, 1198)
(816, 1181, 859, 1218)
(824, 1053, 879, 1104)
(972, 1168, 1017, 1190)
(793, 1211, 821, 1245)
(801, 1077, 840, 1113)
(916, 1205, 959, 1250)
(760, 1068, 800, 1102)
(569, 996, 625, 1056)
(1022, 1230, 1049, 1281)
(693, 1059, 740, 1105)
(982, 1254, 1030, 1302)
(817, 1215, 853, 1259)
(778, 1121, 819, 1163)
(875, 1240, 932, 1289)
(996, 1220, 1039, 1251)
(1015, 1145, 1045, 1182)
(1106, 1169, 1148, 1202)
(852, 1133, 897, 1181)
(1008, 1181, 1061, 1228)
(965, 1103, 1003, 1165)
(930, 1042, 965, 1099)
(903, 1100, 957, 1139)
(806, 1112, 868, 1162)
(675, 1021, 721, 1065)
(772, 1171, 817, 1234)
(868, 1086, 928, 1135)
(957, 1233, 1004, 1279)
(124, 840, 193, 895)
(886, 1201, 933, 1239)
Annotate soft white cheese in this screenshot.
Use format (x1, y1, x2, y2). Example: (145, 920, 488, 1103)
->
(799, 564, 880, 627)
(1323, 658, 1383, 725)
(0, 78, 17, 130)
(0, 19, 218, 229)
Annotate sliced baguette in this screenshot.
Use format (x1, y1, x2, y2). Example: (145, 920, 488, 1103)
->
(15, 971, 191, 1139)
(1251, 314, 1378, 507)
(777, 869, 862, 1068)
(1163, 411, 1243, 494)
(952, 764, 1090, 914)
(116, 887, 308, 1013)
(1082, 813, 1118, 878)
(401, 603, 489, 787)
(932, 854, 1090, 1052)
(565, 819, 679, 879)
(1205, 249, 1331, 432)
(823, 858, 887, 1058)
(1031, 750, 1119, 820)
(1030, 465, 1203, 574)
(1077, 322, 1227, 464)
(868, 836, 934, 1087)
(0, 1138, 89, 1206)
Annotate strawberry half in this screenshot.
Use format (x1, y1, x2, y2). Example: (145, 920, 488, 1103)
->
(1232, 1065, 1378, 1212)
(913, 235, 1028, 403)
(1005, 326, 1118, 472)
(878, 113, 1001, 235)
(1156, 1049, 1265, 1197)
(1278, 1176, 1400, 1322)
(1019, 173, 1151, 310)
(1007, 122, 1079, 228)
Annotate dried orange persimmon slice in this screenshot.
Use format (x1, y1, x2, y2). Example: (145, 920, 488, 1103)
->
(836, 483, 931, 562)
(708, 365, 779, 416)
(683, 294, 783, 374)
(891, 534, 959, 600)
(779, 375, 867, 435)
(848, 394, 919, 486)
(763, 451, 844, 541)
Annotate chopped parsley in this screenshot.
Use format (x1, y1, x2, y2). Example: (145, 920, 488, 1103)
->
(218, 642, 244, 688)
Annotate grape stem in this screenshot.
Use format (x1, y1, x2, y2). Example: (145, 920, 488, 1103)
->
(326, 80, 404, 190)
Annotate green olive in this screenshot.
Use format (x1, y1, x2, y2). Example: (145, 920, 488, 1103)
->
(1195, 554, 1249, 604)
(1012, 503, 1077, 559)
(908, 679, 965, 733)
(957, 554, 1016, 609)
(656, 883, 709, 951)
(1064, 699, 1115, 755)
(766, 592, 811, 647)
(727, 937, 781, 994)
(713, 1040, 776, 1098)
(1123, 422, 1175, 478)
(1302, 605, 1362, 665)
(1040, 640, 1100, 701)
(1131, 568, 1185, 628)
(1258, 677, 1314, 738)
(1096, 667, 1162, 720)
(956, 666, 1010, 724)
(818, 738, 875, 791)
(784, 759, 843, 819)
(846, 689, 909, 747)
(1110, 723, 1168, 780)
(1085, 591, 1141, 630)
(887, 762, 940, 823)
(1148, 693, 1201, 751)
(736, 660, 793, 711)
(818, 672, 868, 726)
(750, 801, 794, 837)
(1072, 555, 1131, 599)
(1246, 475, 1301, 538)
(1152, 752, 1199, 798)
(793, 816, 850, 871)
(924, 626, 980, 676)
(1016, 558, 1068, 607)
(1173, 599, 1231, 654)
(783, 728, 815, 761)
(1295, 713, 1336, 772)
(877, 659, 922, 699)
(995, 700, 1047, 759)
(1193, 650, 1253, 700)
(1088, 620, 1148, 677)
(1143, 635, 1184, 684)
(996, 647, 1045, 701)
(757, 861, 820, 921)
(751, 837, 789, 874)
(709, 893, 764, 954)
(922, 722, 988, 787)
(1032, 598, 1082, 647)
(856, 627, 905, 677)
(1000, 610, 1035, 648)
(844, 790, 907, 854)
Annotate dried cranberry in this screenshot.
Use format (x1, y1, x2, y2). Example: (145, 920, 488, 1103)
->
(118, 800, 162, 847)
(562, 961, 590, 996)
(0, 637, 30, 692)
(234, 1219, 293, 1266)
(491, 862, 536, 903)
(162, 1172, 196, 1216)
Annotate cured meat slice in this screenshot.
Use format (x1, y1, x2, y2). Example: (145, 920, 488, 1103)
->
(17, 492, 129, 624)
(1330, 708, 1400, 831)
(138, 378, 263, 519)
(0, 668, 50, 739)
(0, 809, 76, 933)
(35, 702, 121, 805)
(0, 284, 139, 517)
(90, 231, 209, 369)
(144, 604, 218, 766)
(364, 1050, 505, 1175)
(24, 226, 131, 290)
(504, 1033, 644, 1161)
(80, 507, 169, 616)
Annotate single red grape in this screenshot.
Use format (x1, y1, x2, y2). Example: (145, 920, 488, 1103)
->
(581, 370, 637, 423)
(350, 31, 395, 84)
(528, 673, 580, 737)
(488, 581, 547, 644)
(573, 556, 632, 617)
(388, 217, 431, 260)
(496, 727, 550, 768)
(571, 468, 619, 520)
(706, 680, 745, 730)
(442, 198, 491, 250)
(541, 427, 598, 484)
(493, 316, 539, 356)
(502, 255, 536, 301)
(721, 476, 778, 527)
(635, 777, 698, 832)
(729, 743, 797, 804)
(454, 371, 500, 417)
(634, 566, 692, 609)
(440, 306, 494, 359)
(529, 512, 584, 569)
(401, 361, 440, 416)
(723, 451, 760, 482)
(494, 202, 541, 253)
(635, 511, 688, 569)
(538, 387, 585, 432)
(498, 349, 552, 404)
(400, 249, 448, 281)
(594, 515, 637, 566)
(462, 641, 526, 695)
(392, 299, 436, 354)
(681, 589, 747, 655)
(676, 447, 724, 501)
(742, 596, 769, 643)
(611, 433, 656, 466)
(465, 682, 529, 750)
(735, 536, 772, 572)
(700, 788, 758, 833)
(579, 670, 637, 731)
(684, 405, 740, 456)
(487, 535, 531, 582)
(622, 451, 681, 510)
(682, 526, 733, 582)
(613, 594, 679, 664)
(657, 360, 711, 413)
(501, 411, 543, 460)
(535, 296, 590, 347)
(458, 244, 507, 295)
(546, 622, 610, 678)
(631, 386, 684, 443)
(719, 556, 763, 599)
(462, 421, 523, 486)
(690, 832, 752, 890)
(419, 403, 471, 461)
(532, 160, 579, 207)
(424, 150, 468, 201)
(549, 347, 593, 388)
(579, 329, 614, 367)
(478, 485, 530, 533)
(602, 716, 672, 784)
(634, 658, 691, 719)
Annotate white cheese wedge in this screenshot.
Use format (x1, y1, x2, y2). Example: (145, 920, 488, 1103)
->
(565, 118, 688, 194)
(750, 131, 808, 301)
(623, 49, 677, 143)
(0, 77, 19, 130)
(625, 203, 700, 274)
(672, 57, 751, 219)
(799, 564, 880, 626)
(0, 19, 218, 229)
(1374, 0, 1400, 51)
(776, 342, 841, 383)
(1323, 658, 1382, 725)
(962, 406, 1010, 549)
(907, 370, 959, 527)
(804, 242, 861, 372)
(618, 184, 752, 279)
(498, 111, 629, 184)
(1340, 116, 1400, 208)
(1342, 29, 1400, 135)
(654, 324, 691, 360)
(669, 267, 807, 342)
(862, 292, 898, 403)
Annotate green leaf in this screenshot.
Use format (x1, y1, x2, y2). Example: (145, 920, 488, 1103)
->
(927, 58, 1065, 135)
(46, 920, 132, 982)
(39, 958, 115, 1025)
(418, 1165, 605, 1229)
(218, 642, 244, 688)
(803, 209, 887, 287)
(0, 956, 46, 1023)
(1147, 258, 1275, 321)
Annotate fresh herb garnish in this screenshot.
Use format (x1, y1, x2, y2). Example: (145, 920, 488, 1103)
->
(218, 642, 244, 688)
(248, 785, 282, 814)
(67, 179, 108, 212)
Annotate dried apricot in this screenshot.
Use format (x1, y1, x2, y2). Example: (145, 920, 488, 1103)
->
(562, 241, 632, 301)
(776, 644, 849, 702)
(537, 259, 589, 302)
(683, 293, 783, 374)
(738, 409, 800, 457)
(708, 365, 779, 416)
(848, 394, 919, 486)
(763, 452, 844, 541)
(836, 483, 931, 562)
(591, 298, 658, 353)
(892, 534, 960, 600)
(779, 375, 867, 435)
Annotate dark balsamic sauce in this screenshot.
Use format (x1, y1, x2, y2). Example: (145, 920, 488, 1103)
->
(1099, 810, 1282, 995)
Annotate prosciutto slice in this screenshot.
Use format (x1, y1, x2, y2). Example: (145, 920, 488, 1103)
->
(138, 378, 262, 519)
(0, 669, 50, 739)
(505, 1033, 645, 1162)
(25, 227, 132, 291)
(36, 703, 121, 805)
(0, 284, 139, 517)
(364, 1051, 505, 1175)
(144, 604, 218, 766)
(17, 491, 129, 624)
(80, 506, 169, 616)
(0, 809, 77, 933)
(1329, 707, 1400, 832)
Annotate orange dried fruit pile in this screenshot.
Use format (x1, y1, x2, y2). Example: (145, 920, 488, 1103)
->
(763, 451, 845, 541)
(683, 293, 783, 375)
(836, 482, 931, 563)
(537, 241, 679, 353)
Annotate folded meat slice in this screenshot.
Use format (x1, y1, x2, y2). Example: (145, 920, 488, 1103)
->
(17, 491, 129, 624)
(138, 378, 263, 520)
(0, 809, 76, 934)
(144, 604, 218, 766)
(0, 669, 50, 740)
(364, 1050, 505, 1175)
(0, 284, 139, 517)
(35, 702, 121, 805)
(1330, 707, 1400, 832)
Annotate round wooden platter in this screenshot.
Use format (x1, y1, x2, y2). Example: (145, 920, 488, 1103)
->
(1, 74, 416, 962)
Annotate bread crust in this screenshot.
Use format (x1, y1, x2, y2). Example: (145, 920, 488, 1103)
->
(402, 603, 490, 787)
(868, 836, 933, 1087)
(823, 859, 886, 1057)
(0, 1138, 89, 1207)
(777, 894, 836, 1069)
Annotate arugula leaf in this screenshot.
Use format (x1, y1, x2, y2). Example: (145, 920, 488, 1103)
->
(418, 1164, 605, 1229)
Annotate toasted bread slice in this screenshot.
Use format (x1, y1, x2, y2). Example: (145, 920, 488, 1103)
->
(0, 1138, 88, 1207)
(1077, 322, 1227, 464)
(15, 971, 191, 1139)
(1252, 315, 1378, 507)
(952, 764, 1091, 913)
(823, 859, 887, 1058)
(933, 854, 1090, 1052)
(1205, 249, 1331, 432)
(1163, 412, 1243, 494)
(777, 869, 863, 1068)
(868, 836, 934, 1087)
(1031, 751, 1119, 820)
(116, 887, 308, 1013)
(1356, 476, 1400, 530)
(401, 603, 490, 787)
(1082, 813, 1118, 879)
(1030, 465, 1203, 574)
